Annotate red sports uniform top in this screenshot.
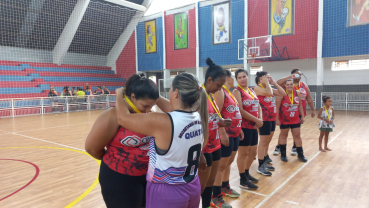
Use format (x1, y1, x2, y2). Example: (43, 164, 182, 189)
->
(103, 126, 151, 176)
(221, 88, 242, 137)
(279, 90, 300, 125)
(257, 94, 277, 121)
(236, 86, 259, 129)
(203, 97, 221, 153)
(295, 82, 307, 116)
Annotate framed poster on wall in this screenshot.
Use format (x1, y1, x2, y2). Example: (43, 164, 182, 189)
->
(347, 0, 369, 27)
(269, 0, 295, 37)
(213, 2, 231, 45)
(145, 19, 157, 53)
(173, 12, 189, 50)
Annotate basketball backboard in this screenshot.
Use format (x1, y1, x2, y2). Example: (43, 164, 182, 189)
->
(238, 35, 272, 60)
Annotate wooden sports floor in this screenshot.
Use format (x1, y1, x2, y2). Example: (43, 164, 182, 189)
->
(1, 109, 369, 208)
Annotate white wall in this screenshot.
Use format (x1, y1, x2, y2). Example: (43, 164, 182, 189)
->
(248, 56, 369, 87)
(323, 55, 369, 85)
(249, 59, 318, 86)
(0, 46, 107, 67)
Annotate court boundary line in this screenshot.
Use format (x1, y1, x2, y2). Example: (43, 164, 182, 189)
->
(255, 131, 343, 208)
(0, 159, 40, 202)
(231, 186, 267, 197)
(286, 200, 299, 205)
(12, 132, 85, 151)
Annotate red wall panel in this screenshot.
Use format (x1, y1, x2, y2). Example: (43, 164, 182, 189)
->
(248, 0, 318, 60)
(165, 9, 197, 69)
(116, 32, 136, 85)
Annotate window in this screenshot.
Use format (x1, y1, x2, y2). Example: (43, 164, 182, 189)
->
(331, 59, 369, 71)
(250, 66, 263, 75)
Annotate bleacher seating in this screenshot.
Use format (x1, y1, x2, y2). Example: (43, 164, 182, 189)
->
(0, 61, 124, 98)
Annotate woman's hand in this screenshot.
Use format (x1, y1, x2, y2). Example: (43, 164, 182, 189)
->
(324, 119, 330, 123)
(261, 76, 269, 85)
(219, 118, 232, 127)
(300, 116, 305, 124)
(199, 153, 207, 171)
(255, 118, 264, 128)
(269, 76, 276, 85)
(239, 130, 244, 141)
(276, 118, 281, 126)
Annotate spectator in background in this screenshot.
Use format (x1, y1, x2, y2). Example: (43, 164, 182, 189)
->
(62, 86, 72, 97)
(48, 86, 58, 112)
(77, 87, 85, 97)
(85, 87, 92, 96)
(76, 87, 86, 110)
(48, 86, 58, 97)
(71, 87, 77, 96)
(94, 86, 104, 95)
(103, 85, 110, 95)
(84, 83, 92, 91)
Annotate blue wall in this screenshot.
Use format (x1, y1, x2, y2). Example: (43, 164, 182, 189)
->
(137, 17, 164, 71)
(323, 0, 369, 57)
(199, 0, 244, 67)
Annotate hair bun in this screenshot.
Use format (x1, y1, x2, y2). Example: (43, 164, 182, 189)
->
(206, 58, 215, 67)
(256, 72, 260, 76)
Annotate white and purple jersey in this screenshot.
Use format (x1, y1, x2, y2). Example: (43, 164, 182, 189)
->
(146, 110, 204, 184)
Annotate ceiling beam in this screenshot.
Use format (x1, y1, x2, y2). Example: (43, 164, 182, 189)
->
(52, 0, 90, 65)
(104, 0, 147, 11)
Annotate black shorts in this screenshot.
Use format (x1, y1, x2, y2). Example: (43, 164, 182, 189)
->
(221, 136, 240, 158)
(99, 161, 147, 208)
(280, 123, 301, 129)
(259, 121, 276, 135)
(203, 148, 221, 167)
(239, 128, 258, 146)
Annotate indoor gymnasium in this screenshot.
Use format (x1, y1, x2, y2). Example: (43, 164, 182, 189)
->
(1, 0, 369, 208)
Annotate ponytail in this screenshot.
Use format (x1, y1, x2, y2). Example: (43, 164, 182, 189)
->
(322, 95, 331, 103)
(198, 87, 209, 141)
(172, 73, 209, 141)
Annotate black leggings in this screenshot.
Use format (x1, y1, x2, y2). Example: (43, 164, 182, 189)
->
(99, 161, 147, 208)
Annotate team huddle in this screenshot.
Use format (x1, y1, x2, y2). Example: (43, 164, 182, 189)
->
(85, 58, 333, 208)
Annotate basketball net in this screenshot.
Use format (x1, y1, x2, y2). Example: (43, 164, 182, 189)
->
(248, 53, 256, 64)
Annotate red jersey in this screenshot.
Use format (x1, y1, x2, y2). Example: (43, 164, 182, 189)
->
(103, 126, 151, 176)
(279, 90, 300, 125)
(258, 94, 277, 121)
(236, 86, 259, 129)
(221, 88, 242, 137)
(203, 97, 221, 153)
(295, 82, 307, 116)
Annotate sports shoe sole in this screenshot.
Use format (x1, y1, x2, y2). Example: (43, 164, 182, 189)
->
(273, 151, 280, 155)
(257, 169, 272, 176)
(240, 184, 258, 190)
(266, 167, 275, 171)
(225, 193, 240, 198)
(291, 152, 297, 156)
(249, 179, 259, 184)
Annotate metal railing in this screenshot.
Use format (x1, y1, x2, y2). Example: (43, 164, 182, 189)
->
(321, 92, 369, 111)
(0, 94, 116, 118)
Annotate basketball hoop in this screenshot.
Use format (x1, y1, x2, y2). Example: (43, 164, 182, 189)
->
(248, 53, 256, 64)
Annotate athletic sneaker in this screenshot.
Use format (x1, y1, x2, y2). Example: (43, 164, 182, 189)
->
(264, 162, 275, 171)
(273, 146, 280, 155)
(281, 154, 288, 162)
(291, 147, 297, 156)
(240, 179, 258, 190)
(249, 174, 259, 184)
(298, 154, 308, 162)
(222, 185, 240, 198)
(211, 195, 232, 208)
(257, 163, 272, 176)
(265, 154, 273, 163)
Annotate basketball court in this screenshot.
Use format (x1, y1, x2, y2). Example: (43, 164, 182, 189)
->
(1, 109, 369, 207)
